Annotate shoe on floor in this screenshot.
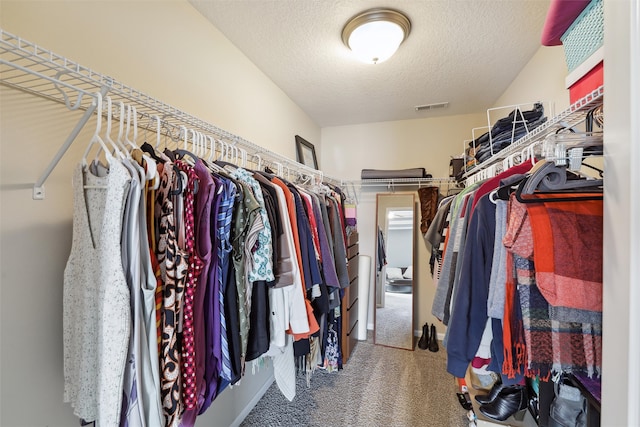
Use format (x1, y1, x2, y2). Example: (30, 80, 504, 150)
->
(418, 323, 429, 350)
(428, 324, 439, 352)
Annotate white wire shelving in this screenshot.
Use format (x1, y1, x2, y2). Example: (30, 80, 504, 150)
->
(462, 86, 604, 186)
(0, 28, 340, 199)
(349, 177, 458, 189)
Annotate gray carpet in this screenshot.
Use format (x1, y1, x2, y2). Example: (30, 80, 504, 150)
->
(240, 337, 469, 427)
(375, 292, 414, 349)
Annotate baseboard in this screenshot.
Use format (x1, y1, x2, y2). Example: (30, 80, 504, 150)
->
(229, 373, 275, 427)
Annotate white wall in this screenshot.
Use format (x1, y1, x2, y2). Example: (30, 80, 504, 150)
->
(0, 1, 320, 426)
(492, 45, 569, 112)
(321, 113, 487, 180)
(602, 1, 639, 425)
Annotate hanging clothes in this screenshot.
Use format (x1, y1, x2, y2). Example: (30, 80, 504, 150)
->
(63, 159, 131, 426)
(63, 133, 355, 425)
(442, 159, 603, 390)
(156, 159, 187, 427)
(181, 159, 215, 427)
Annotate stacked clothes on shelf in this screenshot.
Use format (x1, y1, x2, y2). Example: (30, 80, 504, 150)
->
(471, 103, 547, 164)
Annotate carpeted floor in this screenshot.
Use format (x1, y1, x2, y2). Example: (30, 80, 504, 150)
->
(375, 292, 413, 350)
(240, 336, 470, 427)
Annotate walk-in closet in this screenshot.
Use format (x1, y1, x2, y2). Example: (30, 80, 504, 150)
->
(1, 1, 637, 427)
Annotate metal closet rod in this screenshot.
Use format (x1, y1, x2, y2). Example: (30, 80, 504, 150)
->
(0, 29, 339, 199)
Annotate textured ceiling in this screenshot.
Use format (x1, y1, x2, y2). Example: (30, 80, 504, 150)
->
(189, 0, 551, 127)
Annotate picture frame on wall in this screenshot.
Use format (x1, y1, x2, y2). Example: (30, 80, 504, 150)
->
(295, 135, 319, 170)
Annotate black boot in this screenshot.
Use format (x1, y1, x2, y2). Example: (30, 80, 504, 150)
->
(418, 323, 429, 350)
(428, 324, 439, 352)
(479, 385, 527, 422)
(475, 378, 504, 405)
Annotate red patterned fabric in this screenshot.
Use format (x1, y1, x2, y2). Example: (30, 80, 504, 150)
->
(505, 194, 601, 378)
(526, 195, 603, 312)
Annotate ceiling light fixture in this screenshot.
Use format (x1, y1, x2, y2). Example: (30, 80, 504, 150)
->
(342, 8, 411, 65)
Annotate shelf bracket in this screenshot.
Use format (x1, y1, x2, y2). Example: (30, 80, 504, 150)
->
(32, 85, 110, 200)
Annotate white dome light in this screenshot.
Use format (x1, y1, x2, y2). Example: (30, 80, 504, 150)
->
(342, 9, 411, 65)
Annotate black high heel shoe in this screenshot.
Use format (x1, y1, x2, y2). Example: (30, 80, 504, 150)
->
(475, 378, 504, 405)
(479, 385, 527, 422)
(418, 323, 429, 350)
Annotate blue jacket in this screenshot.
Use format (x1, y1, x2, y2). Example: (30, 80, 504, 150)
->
(446, 193, 496, 378)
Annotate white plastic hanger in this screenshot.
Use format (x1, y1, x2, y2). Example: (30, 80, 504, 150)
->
(206, 135, 216, 162)
(139, 117, 160, 190)
(218, 139, 227, 161)
(153, 115, 162, 150)
(98, 96, 125, 160)
(231, 144, 239, 165)
(81, 92, 112, 185)
(116, 101, 128, 151)
(123, 105, 139, 152)
(194, 131, 202, 158)
(198, 131, 206, 158)
(239, 147, 248, 168)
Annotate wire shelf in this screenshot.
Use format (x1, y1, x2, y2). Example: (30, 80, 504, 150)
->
(352, 177, 458, 187)
(0, 28, 338, 197)
(463, 85, 604, 186)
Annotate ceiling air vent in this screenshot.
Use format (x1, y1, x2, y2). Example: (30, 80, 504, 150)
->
(415, 102, 449, 112)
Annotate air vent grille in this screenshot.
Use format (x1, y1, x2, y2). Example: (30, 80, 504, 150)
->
(415, 102, 449, 112)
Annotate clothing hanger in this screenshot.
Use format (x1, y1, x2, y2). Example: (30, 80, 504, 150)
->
(514, 161, 603, 203)
(134, 114, 160, 190)
(100, 96, 126, 160)
(232, 144, 240, 166)
(176, 128, 199, 193)
(154, 115, 162, 150)
(116, 101, 128, 152)
(198, 132, 207, 158)
(213, 140, 239, 171)
(141, 115, 165, 163)
(122, 104, 139, 153)
(196, 131, 205, 158)
(81, 92, 113, 187)
(203, 137, 229, 175)
(191, 130, 201, 159)
(238, 147, 247, 168)
(121, 105, 152, 186)
(206, 135, 216, 162)
(514, 178, 603, 203)
(172, 126, 199, 165)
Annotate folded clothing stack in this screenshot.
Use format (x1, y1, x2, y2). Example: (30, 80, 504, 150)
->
(361, 168, 431, 179)
(471, 103, 547, 164)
